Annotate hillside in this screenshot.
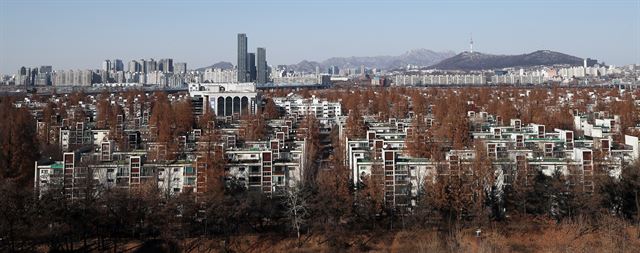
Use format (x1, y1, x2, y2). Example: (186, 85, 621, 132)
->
(287, 49, 456, 72)
(195, 61, 234, 71)
(429, 50, 583, 70)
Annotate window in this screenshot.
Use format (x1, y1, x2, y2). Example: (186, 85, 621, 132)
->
(185, 167, 194, 174)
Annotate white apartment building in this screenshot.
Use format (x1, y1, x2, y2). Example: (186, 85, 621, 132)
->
(393, 74, 485, 86)
(272, 94, 342, 122)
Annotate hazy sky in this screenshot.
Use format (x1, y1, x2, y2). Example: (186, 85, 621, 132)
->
(1, 0, 639, 73)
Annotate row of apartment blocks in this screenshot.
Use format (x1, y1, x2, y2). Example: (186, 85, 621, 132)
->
(32, 85, 343, 198)
(272, 93, 342, 125)
(388, 64, 627, 87)
(392, 74, 486, 86)
(34, 117, 310, 198)
(29, 87, 640, 211)
(491, 75, 547, 85)
(340, 110, 635, 210)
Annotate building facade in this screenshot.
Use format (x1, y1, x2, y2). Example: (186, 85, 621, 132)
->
(237, 33, 248, 82)
(189, 82, 260, 117)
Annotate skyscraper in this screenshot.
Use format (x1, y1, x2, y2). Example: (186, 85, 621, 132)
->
(139, 59, 147, 73)
(112, 59, 124, 72)
(147, 59, 157, 72)
(159, 58, 174, 73)
(174, 62, 187, 74)
(39, 66, 52, 74)
(128, 60, 140, 73)
(102, 60, 112, 72)
(237, 33, 248, 82)
(257, 47, 267, 84)
(19, 66, 27, 76)
(248, 52, 256, 82)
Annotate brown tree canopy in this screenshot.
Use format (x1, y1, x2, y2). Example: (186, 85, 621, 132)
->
(389, 92, 410, 119)
(149, 92, 175, 143)
(411, 92, 428, 116)
(95, 96, 111, 129)
(345, 108, 367, 139)
(611, 93, 638, 136)
(197, 107, 217, 132)
(67, 90, 87, 106)
(240, 112, 267, 142)
(357, 163, 385, 217)
(468, 141, 496, 222)
(425, 174, 474, 222)
(0, 98, 39, 187)
(263, 98, 281, 120)
(299, 115, 321, 181)
(42, 101, 56, 126)
(432, 93, 470, 149)
(404, 115, 436, 158)
(173, 98, 194, 136)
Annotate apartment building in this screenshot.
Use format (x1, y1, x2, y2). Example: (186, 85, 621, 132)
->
(392, 74, 486, 86)
(272, 94, 342, 124)
(34, 89, 309, 198)
(342, 109, 633, 210)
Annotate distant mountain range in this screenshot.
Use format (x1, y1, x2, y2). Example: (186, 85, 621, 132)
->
(195, 61, 234, 72)
(196, 49, 586, 72)
(196, 49, 455, 72)
(286, 49, 456, 72)
(429, 50, 584, 70)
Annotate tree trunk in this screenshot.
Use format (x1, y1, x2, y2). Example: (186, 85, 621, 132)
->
(635, 190, 640, 239)
(9, 221, 15, 252)
(296, 224, 301, 247)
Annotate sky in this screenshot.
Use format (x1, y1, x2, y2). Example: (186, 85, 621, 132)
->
(0, 0, 639, 73)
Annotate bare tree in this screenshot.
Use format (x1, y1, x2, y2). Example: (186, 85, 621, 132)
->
(283, 185, 308, 243)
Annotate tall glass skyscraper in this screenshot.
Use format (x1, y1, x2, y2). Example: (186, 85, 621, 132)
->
(237, 33, 248, 82)
(248, 52, 256, 82)
(257, 47, 267, 84)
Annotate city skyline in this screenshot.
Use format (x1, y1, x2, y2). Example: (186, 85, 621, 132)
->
(2, 1, 640, 251)
(1, 0, 639, 73)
